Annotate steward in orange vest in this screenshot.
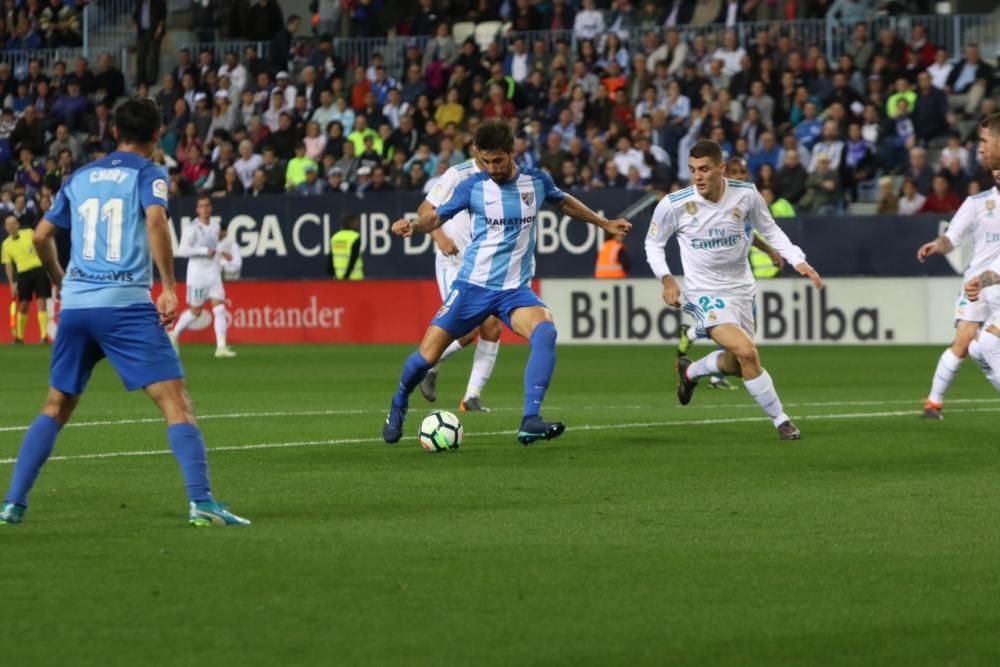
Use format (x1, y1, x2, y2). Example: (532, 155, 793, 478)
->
(595, 232, 629, 279)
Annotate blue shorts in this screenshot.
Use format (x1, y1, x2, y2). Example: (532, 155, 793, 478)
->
(431, 281, 546, 338)
(51, 303, 184, 395)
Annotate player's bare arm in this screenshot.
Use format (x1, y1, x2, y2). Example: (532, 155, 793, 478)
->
(660, 275, 681, 308)
(965, 270, 1000, 301)
(917, 235, 954, 262)
(414, 200, 459, 255)
(33, 220, 65, 291)
(557, 194, 632, 235)
(752, 235, 784, 270)
(147, 205, 178, 327)
(794, 261, 824, 289)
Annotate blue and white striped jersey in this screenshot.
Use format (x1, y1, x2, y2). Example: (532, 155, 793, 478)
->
(436, 168, 566, 290)
(45, 151, 169, 309)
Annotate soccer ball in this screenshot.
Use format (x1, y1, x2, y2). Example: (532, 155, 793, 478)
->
(419, 411, 463, 452)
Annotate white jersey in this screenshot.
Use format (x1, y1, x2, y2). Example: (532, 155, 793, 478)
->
(645, 180, 807, 296)
(178, 219, 221, 287)
(944, 187, 1000, 280)
(217, 235, 242, 280)
(425, 159, 481, 266)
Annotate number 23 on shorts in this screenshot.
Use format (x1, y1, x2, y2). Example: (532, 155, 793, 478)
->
(698, 296, 726, 312)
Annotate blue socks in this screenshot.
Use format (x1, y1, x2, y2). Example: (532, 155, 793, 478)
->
(394, 351, 433, 408)
(167, 423, 213, 503)
(524, 322, 557, 418)
(5, 414, 62, 507)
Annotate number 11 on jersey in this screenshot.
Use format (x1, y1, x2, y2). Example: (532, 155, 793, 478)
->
(78, 197, 125, 262)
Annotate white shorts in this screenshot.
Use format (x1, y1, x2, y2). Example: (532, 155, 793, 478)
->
(435, 260, 461, 302)
(682, 291, 756, 338)
(187, 280, 225, 308)
(954, 287, 987, 323)
(979, 287, 1000, 328)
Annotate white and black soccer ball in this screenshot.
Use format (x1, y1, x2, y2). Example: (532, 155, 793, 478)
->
(418, 411, 463, 452)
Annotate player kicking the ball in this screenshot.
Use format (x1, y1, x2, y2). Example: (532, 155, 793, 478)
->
(382, 120, 631, 445)
(169, 195, 237, 358)
(412, 147, 503, 412)
(0, 99, 248, 526)
(645, 140, 824, 440)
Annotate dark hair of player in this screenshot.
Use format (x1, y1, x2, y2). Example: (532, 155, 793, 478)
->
(473, 120, 515, 154)
(982, 112, 1000, 137)
(690, 140, 723, 164)
(196, 194, 212, 204)
(114, 98, 162, 145)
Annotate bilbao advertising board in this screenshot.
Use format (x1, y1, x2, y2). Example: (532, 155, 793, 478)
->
(540, 278, 964, 345)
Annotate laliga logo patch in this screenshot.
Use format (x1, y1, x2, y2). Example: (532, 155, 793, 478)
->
(152, 178, 168, 200)
(685, 202, 698, 216)
(521, 191, 534, 207)
(648, 222, 658, 237)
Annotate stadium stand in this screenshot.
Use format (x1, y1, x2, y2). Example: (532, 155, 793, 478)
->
(0, 0, 999, 219)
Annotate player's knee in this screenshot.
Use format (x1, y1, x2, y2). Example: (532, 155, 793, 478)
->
(42, 390, 78, 424)
(531, 321, 557, 349)
(481, 318, 502, 342)
(733, 344, 760, 367)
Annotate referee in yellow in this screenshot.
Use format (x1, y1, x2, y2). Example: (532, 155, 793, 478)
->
(2, 215, 52, 344)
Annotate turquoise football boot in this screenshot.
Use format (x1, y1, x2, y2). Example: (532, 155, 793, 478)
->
(188, 501, 251, 527)
(0, 502, 26, 525)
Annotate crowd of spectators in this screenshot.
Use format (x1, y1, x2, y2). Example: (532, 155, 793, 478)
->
(1, 0, 88, 50)
(0, 0, 997, 221)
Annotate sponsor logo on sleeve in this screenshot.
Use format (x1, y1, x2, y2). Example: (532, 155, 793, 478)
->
(153, 178, 168, 200)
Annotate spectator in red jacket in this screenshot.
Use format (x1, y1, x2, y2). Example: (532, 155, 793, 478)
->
(920, 174, 962, 215)
(904, 24, 936, 68)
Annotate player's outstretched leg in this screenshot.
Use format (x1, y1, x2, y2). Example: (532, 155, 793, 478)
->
(0, 389, 74, 525)
(385, 351, 434, 443)
(517, 320, 564, 445)
(923, 324, 977, 419)
(147, 380, 249, 526)
(170, 308, 198, 348)
(212, 303, 236, 358)
(676, 349, 724, 405)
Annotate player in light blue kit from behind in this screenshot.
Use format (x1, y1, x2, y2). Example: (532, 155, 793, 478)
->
(382, 120, 632, 444)
(0, 99, 249, 527)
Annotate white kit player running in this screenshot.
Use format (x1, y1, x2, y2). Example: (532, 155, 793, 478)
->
(645, 140, 824, 440)
(924, 115, 1000, 411)
(415, 149, 503, 412)
(170, 195, 237, 358)
(916, 188, 1000, 417)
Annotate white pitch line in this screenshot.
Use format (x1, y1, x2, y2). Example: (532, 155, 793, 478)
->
(3, 407, 999, 466)
(2, 397, 999, 434)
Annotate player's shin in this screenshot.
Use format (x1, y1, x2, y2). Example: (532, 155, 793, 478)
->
(685, 350, 724, 381)
(523, 322, 557, 417)
(974, 332, 1000, 392)
(466, 339, 499, 400)
(167, 424, 213, 503)
(395, 351, 434, 407)
(968, 338, 992, 375)
(928, 348, 964, 404)
(212, 304, 228, 348)
(16, 312, 27, 340)
(436, 339, 464, 368)
(4, 415, 63, 507)
(743, 370, 789, 427)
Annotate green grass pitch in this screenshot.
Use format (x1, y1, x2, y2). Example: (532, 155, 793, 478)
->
(3, 344, 1000, 666)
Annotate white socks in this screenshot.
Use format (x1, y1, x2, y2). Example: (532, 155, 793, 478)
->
(465, 339, 499, 401)
(686, 350, 724, 381)
(973, 334, 1000, 391)
(744, 370, 789, 427)
(928, 348, 963, 404)
(212, 304, 228, 348)
(431, 340, 465, 372)
(172, 309, 197, 337)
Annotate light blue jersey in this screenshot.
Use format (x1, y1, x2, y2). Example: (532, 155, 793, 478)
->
(45, 151, 169, 309)
(436, 168, 566, 290)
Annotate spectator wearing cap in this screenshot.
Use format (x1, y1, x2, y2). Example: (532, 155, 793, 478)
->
(273, 71, 296, 111)
(285, 141, 318, 191)
(209, 89, 239, 137)
(327, 166, 350, 193)
(355, 165, 373, 192)
(133, 0, 167, 86)
(294, 164, 326, 196)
